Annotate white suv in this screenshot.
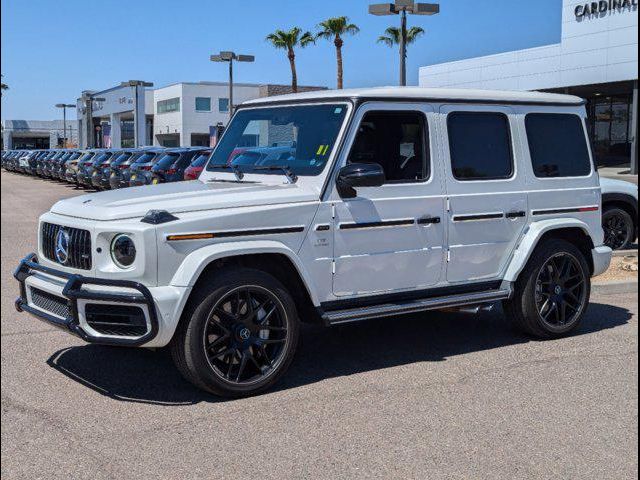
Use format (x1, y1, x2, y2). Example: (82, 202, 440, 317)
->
(14, 87, 612, 397)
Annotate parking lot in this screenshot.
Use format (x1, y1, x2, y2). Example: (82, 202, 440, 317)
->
(1, 170, 637, 479)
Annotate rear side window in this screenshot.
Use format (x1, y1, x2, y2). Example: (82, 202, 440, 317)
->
(526, 113, 592, 178)
(447, 112, 513, 180)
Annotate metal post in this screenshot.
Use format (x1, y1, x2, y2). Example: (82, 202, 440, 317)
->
(631, 80, 638, 175)
(229, 56, 234, 120)
(400, 8, 407, 86)
(62, 106, 67, 148)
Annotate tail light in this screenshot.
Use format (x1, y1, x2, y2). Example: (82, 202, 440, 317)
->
(118, 164, 128, 169)
(141, 165, 152, 171)
(166, 168, 177, 175)
(85, 162, 93, 167)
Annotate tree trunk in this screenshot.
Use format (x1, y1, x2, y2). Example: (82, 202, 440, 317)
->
(335, 37, 344, 90)
(288, 49, 298, 93)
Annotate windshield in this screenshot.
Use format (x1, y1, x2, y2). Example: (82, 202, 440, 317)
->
(80, 152, 95, 163)
(68, 152, 82, 160)
(206, 104, 348, 176)
(132, 152, 157, 164)
(112, 152, 132, 165)
(190, 152, 211, 167)
(93, 152, 113, 164)
(155, 153, 180, 169)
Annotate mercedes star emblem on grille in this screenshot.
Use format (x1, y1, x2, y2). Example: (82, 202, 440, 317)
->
(55, 228, 70, 265)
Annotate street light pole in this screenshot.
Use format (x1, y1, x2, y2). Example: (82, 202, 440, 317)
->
(369, 1, 439, 86)
(210, 51, 255, 121)
(55, 103, 75, 147)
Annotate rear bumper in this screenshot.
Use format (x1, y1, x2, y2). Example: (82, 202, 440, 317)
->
(14, 253, 168, 346)
(592, 245, 613, 277)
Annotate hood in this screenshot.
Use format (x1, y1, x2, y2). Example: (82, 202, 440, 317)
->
(50, 180, 319, 221)
(599, 177, 638, 199)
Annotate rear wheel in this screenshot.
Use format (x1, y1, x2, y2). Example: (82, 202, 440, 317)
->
(504, 239, 591, 338)
(602, 206, 634, 250)
(171, 268, 300, 397)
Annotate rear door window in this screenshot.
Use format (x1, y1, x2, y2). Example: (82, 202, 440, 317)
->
(525, 113, 592, 178)
(447, 112, 513, 181)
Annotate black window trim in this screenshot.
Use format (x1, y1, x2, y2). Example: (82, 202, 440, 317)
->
(524, 112, 594, 179)
(347, 109, 432, 185)
(447, 111, 515, 182)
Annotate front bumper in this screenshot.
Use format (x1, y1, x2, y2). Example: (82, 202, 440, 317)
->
(14, 253, 161, 346)
(592, 245, 613, 277)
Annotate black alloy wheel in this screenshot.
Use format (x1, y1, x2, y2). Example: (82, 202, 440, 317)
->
(535, 252, 587, 331)
(602, 207, 634, 251)
(203, 286, 290, 385)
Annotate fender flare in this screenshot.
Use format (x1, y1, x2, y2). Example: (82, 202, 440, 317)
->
(169, 240, 321, 306)
(503, 218, 593, 283)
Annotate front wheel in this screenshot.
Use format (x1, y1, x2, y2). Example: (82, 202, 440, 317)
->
(504, 239, 591, 339)
(171, 268, 299, 397)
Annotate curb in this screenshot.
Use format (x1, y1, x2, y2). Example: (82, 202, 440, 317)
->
(592, 280, 638, 295)
(612, 249, 638, 258)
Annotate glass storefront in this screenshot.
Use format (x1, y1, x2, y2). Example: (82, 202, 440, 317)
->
(588, 94, 634, 168)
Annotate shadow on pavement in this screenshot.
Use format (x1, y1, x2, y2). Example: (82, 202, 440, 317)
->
(47, 301, 632, 405)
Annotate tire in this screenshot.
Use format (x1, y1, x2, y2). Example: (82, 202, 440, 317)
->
(171, 268, 300, 397)
(602, 206, 635, 251)
(504, 239, 591, 339)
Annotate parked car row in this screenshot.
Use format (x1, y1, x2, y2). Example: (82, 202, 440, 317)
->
(1, 146, 213, 189)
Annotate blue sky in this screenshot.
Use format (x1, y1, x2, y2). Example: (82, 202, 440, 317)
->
(0, 0, 562, 120)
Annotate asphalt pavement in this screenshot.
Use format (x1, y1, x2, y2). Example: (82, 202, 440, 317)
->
(1, 170, 638, 479)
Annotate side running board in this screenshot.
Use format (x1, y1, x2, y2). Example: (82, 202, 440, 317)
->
(322, 287, 512, 326)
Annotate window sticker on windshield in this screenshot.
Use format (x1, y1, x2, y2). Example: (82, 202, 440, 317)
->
(334, 107, 343, 114)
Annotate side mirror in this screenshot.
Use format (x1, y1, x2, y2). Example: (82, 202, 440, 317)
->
(336, 163, 385, 198)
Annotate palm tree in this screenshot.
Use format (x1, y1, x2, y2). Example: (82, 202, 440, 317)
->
(377, 26, 425, 50)
(316, 16, 359, 89)
(1, 75, 8, 97)
(266, 27, 315, 93)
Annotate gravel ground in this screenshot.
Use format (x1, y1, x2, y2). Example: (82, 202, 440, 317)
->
(595, 254, 638, 283)
(1, 170, 638, 480)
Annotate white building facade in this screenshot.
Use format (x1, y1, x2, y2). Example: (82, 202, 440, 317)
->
(152, 82, 260, 147)
(419, 0, 638, 172)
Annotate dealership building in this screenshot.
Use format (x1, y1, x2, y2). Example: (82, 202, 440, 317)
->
(419, 0, 638, 173)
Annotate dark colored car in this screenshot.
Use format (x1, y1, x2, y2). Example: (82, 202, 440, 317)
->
(35, 150, 53, 176)
(26, 150, 48, 175)
(183, 149, 213, 180)
(59, 151, 83, 182)
(65, 150, 91, 184)
(91, 150, 124, 189)
(43, 151, 67, 178)
(110, 148, 164, 189)
(128, 148, 166, 187)
(53, 151, 79, 180)
(99, 148, 140, 189)
(150, 148, 209, 184)
(77, 150, 108, 187)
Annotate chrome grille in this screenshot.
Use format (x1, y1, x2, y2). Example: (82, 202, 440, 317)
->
(41, 222, 92, 270)
(30, 288, 70, 319)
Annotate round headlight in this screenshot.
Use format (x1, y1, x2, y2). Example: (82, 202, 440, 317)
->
(110, 234, 136, 268)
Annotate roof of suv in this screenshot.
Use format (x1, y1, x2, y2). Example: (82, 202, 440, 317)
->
(242, 86, 585, 107)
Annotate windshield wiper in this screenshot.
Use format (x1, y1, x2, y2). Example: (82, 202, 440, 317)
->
(208, 163, 244, 181)
(252, 165, 298, 184)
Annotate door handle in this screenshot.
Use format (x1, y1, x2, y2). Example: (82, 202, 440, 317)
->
(417, 215, 441, 225)
(506, 210, 526, 219)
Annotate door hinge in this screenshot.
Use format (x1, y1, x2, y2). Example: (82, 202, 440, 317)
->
(331, 260, 336, 274)
(446, 198, 451, 212)
(447, 250, 451, 262)
(331, 203, 336, 219)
